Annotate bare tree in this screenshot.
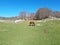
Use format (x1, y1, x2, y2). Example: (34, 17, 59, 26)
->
(20, 12, 26, 20)
(35, 8, 51, 20)
(29, 13, 35, 20)
(52, 11, 60, 18)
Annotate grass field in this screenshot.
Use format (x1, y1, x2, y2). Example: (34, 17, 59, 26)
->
(0, 20, 60, 45)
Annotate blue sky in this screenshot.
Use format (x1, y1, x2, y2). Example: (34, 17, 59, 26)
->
(0, 0, 60, 17)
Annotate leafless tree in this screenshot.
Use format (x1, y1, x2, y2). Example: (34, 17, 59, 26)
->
(35, 8, 51, 20)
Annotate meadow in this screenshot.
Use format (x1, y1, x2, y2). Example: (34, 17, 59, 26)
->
(0, 20, 60, 45)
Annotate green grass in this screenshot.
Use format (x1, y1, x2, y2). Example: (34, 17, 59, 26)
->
(0, 20, 60, 45)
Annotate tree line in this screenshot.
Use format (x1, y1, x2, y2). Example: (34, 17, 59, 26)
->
(0, 8, 60, 20)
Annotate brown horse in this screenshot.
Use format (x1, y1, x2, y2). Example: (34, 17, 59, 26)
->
(29, 21, 35, 26)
